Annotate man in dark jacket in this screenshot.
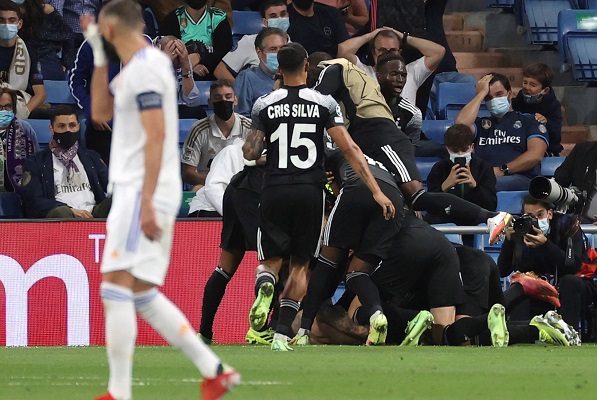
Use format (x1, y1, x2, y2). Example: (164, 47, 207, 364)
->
(554, 140, 597, 225)
(20, 105, 110, 218)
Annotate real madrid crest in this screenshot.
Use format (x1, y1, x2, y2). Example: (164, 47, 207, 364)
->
(513, 120, 522, 129)
(481, 119, 491, 130)
(180, 17, 188, 29)
(539, 124, 547, 134)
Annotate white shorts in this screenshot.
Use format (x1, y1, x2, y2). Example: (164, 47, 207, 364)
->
(100, 186, 175, 286)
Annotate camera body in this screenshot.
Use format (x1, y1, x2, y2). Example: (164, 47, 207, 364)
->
(512, 214, 539, 235)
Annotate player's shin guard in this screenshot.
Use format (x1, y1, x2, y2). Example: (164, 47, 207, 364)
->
(100, 282, 137, 400)
(200, 267, 232, 340)
(276, 298, 301, 338)
(134, 288, 221, 379)
(300, 255, 341, 331)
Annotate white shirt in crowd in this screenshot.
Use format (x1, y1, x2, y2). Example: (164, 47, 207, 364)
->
(53, 154, 96, 212)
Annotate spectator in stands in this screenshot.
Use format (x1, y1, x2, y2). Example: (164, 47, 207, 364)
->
(18, 0, 76, 79)
(317, 0, 368, 35)
(288, 0, 349, 57)
(48, 0, 101, 50)
(375, 53, 445, 158)
(0, 87, 39, 192)
(337, 27, 445, 106)
(511, 63, 563, 157)
(554, 140, 597, 225)
(0, 0, 46, 119)
(425, 124, 497, 226)
(69, 35, 120, 166)
(187, 138, 245, 217)
(156, 35, 207, 120)
(214, 0, 289, 83)
(498, 195, 595, 331)
(233, 27, 286, 117)
(455, 73, 548, 191)
(181, 80, 251, 190)
(20, 105, 110, 218)
(160, 0, 232, 81)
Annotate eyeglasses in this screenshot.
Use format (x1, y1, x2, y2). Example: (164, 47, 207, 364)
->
(0, 104, 13, 111)
(375, 47, 401, 56)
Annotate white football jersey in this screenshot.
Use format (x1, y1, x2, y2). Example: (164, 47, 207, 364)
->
(109, 46, 182, 214)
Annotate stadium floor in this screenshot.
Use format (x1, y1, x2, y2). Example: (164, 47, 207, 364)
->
(2, 345, 596, 399)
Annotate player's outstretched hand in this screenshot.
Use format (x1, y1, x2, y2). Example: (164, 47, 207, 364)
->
(373, 192, 395, 220)
(141, 199, 162, 241)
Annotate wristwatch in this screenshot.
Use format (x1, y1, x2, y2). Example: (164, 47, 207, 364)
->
(182, 71, 193, 79)
(402, 32, 409, 46)
(500, 164, 510, 175)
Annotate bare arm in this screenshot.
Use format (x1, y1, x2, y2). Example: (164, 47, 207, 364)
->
(327, 125, 395, 219)
(455, 74, 492, 133)
(337, 28, 384, 64)
(344, 0, 369, 31)
(181, 163, 207, 186)
(399, 32, 445, 72)
(214, 61, 236, 83)
(26, 84, 46, 113)
(493, 137, 547, 176)
(242, 128, 265, 161)
(140, 108, 165, 240)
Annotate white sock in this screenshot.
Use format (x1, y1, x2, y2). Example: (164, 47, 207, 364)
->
(100, 282, 136, 400)
(134, 288, 221, 378)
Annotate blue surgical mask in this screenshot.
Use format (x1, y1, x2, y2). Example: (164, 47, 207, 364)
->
(0, 23, 19, 40)
(264, 52, 279, 74)
(449, 151, 472, 165)
(267, 17, 290, 32)
(11, 0, 25, 4)
(522, 89, 545, 105)
(537, 218, 550, 235)
(486, 96, 510, 118)
(0, 110, 15, 127)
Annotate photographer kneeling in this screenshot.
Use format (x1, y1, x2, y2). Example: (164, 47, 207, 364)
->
(498, 195, 595, 330)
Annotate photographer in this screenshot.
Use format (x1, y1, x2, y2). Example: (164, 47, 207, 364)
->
(553, 140, 597, 225)
(498, 195, 593, 329)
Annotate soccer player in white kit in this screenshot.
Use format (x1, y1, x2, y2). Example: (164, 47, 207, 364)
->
(81, 1, 239, 399)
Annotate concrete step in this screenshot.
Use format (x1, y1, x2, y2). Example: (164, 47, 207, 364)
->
(443, 14, 464, 31)
(459, 67, 524, 87)
(561, 126, 590, 144)
(454, 52, 504, 68)
(446, 31, 484, 52)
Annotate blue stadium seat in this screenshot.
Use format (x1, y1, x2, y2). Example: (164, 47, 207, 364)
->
(485, 0, 515, 7)
(421, 120, 453, 144)
(524, 0, 578, 45)
(232, 11, 262, 45)
(179, 118, 197, 148)
(558, 10, 597, 81)
(26, 119, 52, 147)
(43, 80, 76, 105)
(415, 157, 440, 182)
(194, 80, 213, 115)
(540, 156, 565, 176)
(436, 83, 490, 120)
(497, 190, 526, 214)
(0, 192, 23, 218)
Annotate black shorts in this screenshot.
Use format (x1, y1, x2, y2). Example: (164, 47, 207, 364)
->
(371, 215, 464, 309)
(349, 117, 421, 185)
(258, 184, 325, 261)
(220, 185, 260, 251)
(324, 180, 402, 265)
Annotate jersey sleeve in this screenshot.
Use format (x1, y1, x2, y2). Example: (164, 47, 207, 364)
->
(221, 35, 256, 75)
(127, 54, 169, 111)
(312, 64, 343, 97)
(525, 115, 550, 146)
(406, 57, 432, 89)
(323, 94, 345, 130)
(250, 96, 267, 132)
(181, 125, 204, 166)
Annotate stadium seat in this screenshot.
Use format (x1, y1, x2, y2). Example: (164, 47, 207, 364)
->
(523, 0, 578, 45)
(195, 80, 213, 115)
(485, 0, 515, 7)
(436, 83, 490, 120)
(43, 80, 76, 105)
(540, 156, 565, 177)
(26, 119, 52, 147)
(415, 157, 440, 182)
(179, 118, 197, 148)
(232, 11, 262, 45)
(0, 192, 24, 218)
(558, 9, 597, 81)
(421, 120, 453, 144)
(497, 190, 526, 214)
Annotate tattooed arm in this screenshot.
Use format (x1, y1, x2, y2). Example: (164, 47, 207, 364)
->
(242, 128, 266, 161)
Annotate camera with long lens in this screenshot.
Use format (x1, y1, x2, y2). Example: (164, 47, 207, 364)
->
(528, 176, 583, 214)
(512, 214, 539, 235)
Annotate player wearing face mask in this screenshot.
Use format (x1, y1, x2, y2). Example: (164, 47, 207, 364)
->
(498, 195, 596, 332)
(455, 73, 549, 192)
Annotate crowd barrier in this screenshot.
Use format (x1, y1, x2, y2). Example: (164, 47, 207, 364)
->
(1, 220, 595, 347)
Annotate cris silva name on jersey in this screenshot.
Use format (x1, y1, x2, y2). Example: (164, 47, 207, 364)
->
(268, 103, 321, 119)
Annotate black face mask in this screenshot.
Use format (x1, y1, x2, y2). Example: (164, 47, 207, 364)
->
(53, 131, 80, 149)
(212, 100, 234, 121)
(185, 0, 208, 10)
(292, 0, 314, 10)
(101, 36, 121, 64)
